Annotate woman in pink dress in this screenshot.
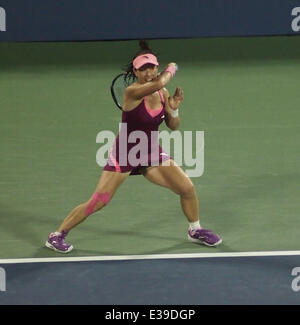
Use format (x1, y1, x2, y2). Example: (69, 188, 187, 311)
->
(46, 41, 222, 253)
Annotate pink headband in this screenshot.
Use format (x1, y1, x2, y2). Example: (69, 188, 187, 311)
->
(133, 54, 159, 69)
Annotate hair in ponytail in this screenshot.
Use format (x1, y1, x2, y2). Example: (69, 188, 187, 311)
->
(138, 40, 151, 52)
(123, 40, 158, 85)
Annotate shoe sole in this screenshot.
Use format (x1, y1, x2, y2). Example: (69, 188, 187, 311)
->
(45, 241, 74, 253)
(188, 235, 222, 247)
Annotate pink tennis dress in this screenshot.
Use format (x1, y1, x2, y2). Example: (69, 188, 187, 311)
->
(104, 90, 171, 175)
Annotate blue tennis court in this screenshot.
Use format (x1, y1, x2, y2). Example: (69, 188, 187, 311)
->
(1, 252, 300, 305)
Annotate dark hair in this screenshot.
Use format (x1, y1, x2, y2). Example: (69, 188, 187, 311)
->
(123, 40, 158, 85)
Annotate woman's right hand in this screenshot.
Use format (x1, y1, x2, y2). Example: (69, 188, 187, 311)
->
(164, 62, 178, 78)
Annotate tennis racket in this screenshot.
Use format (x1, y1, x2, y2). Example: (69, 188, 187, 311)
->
(110, 73, 128, 110)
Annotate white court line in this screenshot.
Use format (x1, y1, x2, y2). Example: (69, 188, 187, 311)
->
(1, 250, 300, 264)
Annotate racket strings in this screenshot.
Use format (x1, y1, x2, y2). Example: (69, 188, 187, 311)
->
(113, 76, 126, 108)
(111, 73, 135, 110)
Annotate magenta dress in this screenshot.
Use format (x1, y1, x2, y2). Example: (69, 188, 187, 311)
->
(104, 90, 171, 175)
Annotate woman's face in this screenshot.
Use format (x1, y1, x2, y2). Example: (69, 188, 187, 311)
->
(134, 64, 159, 84)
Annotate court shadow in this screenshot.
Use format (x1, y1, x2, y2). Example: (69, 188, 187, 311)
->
(0, 204, 55, 250)
(33, 246, 125, 258)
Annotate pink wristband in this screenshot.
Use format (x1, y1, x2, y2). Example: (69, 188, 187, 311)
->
(165, 64, 178, 78)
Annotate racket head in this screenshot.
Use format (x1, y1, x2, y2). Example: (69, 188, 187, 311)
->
(110, 73, 127, 110)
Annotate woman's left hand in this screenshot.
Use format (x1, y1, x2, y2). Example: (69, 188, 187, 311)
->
(168, 87, 184, 110)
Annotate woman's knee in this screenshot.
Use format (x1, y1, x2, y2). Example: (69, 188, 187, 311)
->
(85, 191, 111, 216)
(178, 182, 196, 198)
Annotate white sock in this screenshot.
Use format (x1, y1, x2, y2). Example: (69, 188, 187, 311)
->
(54, 231, 61, 236)
(189, 221, 202, 231)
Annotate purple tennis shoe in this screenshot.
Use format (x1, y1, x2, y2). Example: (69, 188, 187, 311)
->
(188, 228, 222, 247)
(45, 230, 73, 253)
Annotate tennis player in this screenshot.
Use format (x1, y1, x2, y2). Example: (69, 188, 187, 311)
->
(46, 41, 222, 253)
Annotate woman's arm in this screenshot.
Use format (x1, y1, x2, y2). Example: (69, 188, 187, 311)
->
(162, 87, 183, 131)
(125, 63, 177, 101)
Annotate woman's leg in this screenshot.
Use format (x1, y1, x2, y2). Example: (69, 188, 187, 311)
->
(142, 159, 222, 246)
(58, 171, 130, 233)
(142, 159, 199, 223)
(46, 170, 130, 253)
